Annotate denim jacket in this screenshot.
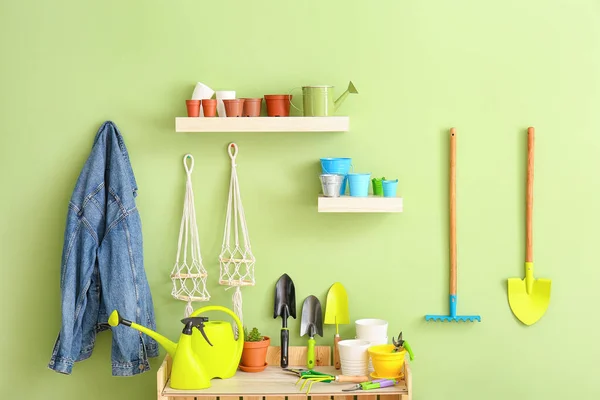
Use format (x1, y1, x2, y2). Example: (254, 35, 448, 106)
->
(48, 121, 158, 376)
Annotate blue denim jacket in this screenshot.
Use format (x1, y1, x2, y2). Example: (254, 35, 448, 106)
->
(48, 121, 158, 376)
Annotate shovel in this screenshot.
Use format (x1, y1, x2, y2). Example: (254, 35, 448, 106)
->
(274, 273, 296, 368)
(324, 282, 349, 369)
(508, 127, 551, 325)
(300, 295, 323, 369)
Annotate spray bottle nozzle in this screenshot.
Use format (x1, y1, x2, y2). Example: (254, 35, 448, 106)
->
(181, 317, 213, 346)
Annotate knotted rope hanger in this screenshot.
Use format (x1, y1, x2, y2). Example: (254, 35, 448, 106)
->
(219, 143, 255, 337)
(171, 154, 210, 317)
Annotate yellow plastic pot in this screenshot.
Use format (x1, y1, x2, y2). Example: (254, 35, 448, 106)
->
(368, 344, 406, 379)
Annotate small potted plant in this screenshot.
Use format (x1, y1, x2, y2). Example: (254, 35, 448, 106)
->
(239, 327, 270, 372)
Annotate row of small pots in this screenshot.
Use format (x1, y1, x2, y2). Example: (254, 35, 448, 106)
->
(185, 95, 293, 118)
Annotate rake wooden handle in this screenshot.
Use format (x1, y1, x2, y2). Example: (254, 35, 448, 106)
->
(449, 128, 457, 296)
(526, 127, 534, 263)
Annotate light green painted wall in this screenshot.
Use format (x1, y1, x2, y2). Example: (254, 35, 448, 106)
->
(1, 0, 598, 399)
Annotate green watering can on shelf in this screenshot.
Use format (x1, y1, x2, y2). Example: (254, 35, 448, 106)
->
(108, 305, 244, 390)
(290, 81, 359, 116)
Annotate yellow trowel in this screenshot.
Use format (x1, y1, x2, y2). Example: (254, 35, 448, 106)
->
(324, 282, 349, 369)
(508, 127, 551, 326)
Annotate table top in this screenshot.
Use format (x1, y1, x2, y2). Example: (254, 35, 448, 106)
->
(163, 365, 409, 397)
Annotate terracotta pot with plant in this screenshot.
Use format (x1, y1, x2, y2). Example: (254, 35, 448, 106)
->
(239, 327, 270, 372)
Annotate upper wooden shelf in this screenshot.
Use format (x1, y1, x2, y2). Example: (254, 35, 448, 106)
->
(175, 116, 349, 132)
(318, 195, 404, 213)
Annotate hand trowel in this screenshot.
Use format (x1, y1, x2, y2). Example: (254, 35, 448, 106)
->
(324, 282, 349, 369)
(274, 274, 296, 368)
(300, 295, 323, 369)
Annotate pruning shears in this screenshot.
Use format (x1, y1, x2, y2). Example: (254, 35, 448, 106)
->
(342, 379, 397, 391)
(392, 331, 415, 361)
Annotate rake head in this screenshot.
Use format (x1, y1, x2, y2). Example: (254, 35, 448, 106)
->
(425, 295, 481, 322)
(425, 314, 481, 322)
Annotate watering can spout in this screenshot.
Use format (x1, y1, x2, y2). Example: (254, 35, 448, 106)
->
(108, 310, 178, 358)
(334, 81, 359, 112)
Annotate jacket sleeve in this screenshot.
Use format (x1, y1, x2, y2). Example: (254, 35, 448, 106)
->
(98, 209, 158, 376)
(48, 203, 99, 374)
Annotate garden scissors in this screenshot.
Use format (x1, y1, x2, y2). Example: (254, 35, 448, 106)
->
(342, 379, 397, 391)
(392, 331, 415, 361)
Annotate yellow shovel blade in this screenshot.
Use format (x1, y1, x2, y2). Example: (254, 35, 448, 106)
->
(324, 282, 349, 325)
(508, 267, 551, 326)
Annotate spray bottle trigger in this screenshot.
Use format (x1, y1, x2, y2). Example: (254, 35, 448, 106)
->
(181, 317, 213, 346)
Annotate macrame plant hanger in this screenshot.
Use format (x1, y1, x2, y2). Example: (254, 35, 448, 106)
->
(171, 154, 210, 317)
(219, 143, 255, 337)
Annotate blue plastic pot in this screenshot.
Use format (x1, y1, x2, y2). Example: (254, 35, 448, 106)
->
(320, 158, 352, 195)
(348, 173, 371, 197)
(382, 179, 398, 197)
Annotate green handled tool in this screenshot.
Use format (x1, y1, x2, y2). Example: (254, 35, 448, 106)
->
(392, 331, 415, 361)
(286, 368, 369, 394)
(343, 379, 397, 392)
(300, 295, 323, 369)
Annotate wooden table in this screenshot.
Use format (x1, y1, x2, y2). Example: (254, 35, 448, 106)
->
(157, 346, 412, 400)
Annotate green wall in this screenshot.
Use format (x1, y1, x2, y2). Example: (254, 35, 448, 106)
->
(1, 1, 598, 399)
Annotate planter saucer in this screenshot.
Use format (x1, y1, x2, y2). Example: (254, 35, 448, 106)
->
(239, 363, 268, 373)
(370, 370, 404, 381)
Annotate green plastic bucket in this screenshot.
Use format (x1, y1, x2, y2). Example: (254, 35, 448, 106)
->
(372, 177, 385, 196)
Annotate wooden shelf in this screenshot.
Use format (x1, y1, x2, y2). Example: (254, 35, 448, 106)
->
(158, 346, 412, 400)
(318, 195, 403, 213)
(175, 117, 349, 132)
(162, 365, 409, 397)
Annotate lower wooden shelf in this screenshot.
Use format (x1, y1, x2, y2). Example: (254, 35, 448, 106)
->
(317, 195, 403, 213)
(158, 346, 412, 400)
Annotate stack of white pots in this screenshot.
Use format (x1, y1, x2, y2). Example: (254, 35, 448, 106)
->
(355, 318, 389, 373)
(337, 339, 372, 376)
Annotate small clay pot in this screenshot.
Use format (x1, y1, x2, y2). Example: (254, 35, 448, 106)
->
(201, 99, 217, 117)
(223, 99, 244, 117)
(240, 336, 270, 371)
(186, 100, 200, 117)
(264, 95, 292, 117)
(241, 98, 262, 117)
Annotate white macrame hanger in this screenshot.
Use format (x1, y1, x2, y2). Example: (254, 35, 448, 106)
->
(219, 143, 255, 337)
(171, 154, 210, 317)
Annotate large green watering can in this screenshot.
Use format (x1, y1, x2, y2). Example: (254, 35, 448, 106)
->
(108, 305, 243, 389)
(291, 81, 358, 116)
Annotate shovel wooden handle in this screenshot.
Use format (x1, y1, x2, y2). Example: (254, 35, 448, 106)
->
(336, 375, 370, 383)
(449, 128, 457, 296)
(334, 334, 341, 369)
(526, 127, 534, 263)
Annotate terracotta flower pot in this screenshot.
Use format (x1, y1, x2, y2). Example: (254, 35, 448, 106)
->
(201, 99, 217, 117)
(241, 98, 263, 117)
(264, 95, 292, 117)
(186, 100, 200, 117)
(223, 99, 244, 117)
(240, 336, 270, 371)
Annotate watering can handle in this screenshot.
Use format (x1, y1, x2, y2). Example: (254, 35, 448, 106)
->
(288, 87, 302, 114)
(190, 305, 244, 342)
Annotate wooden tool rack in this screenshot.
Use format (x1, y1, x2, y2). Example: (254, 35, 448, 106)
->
(157, 346, 412, 400)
